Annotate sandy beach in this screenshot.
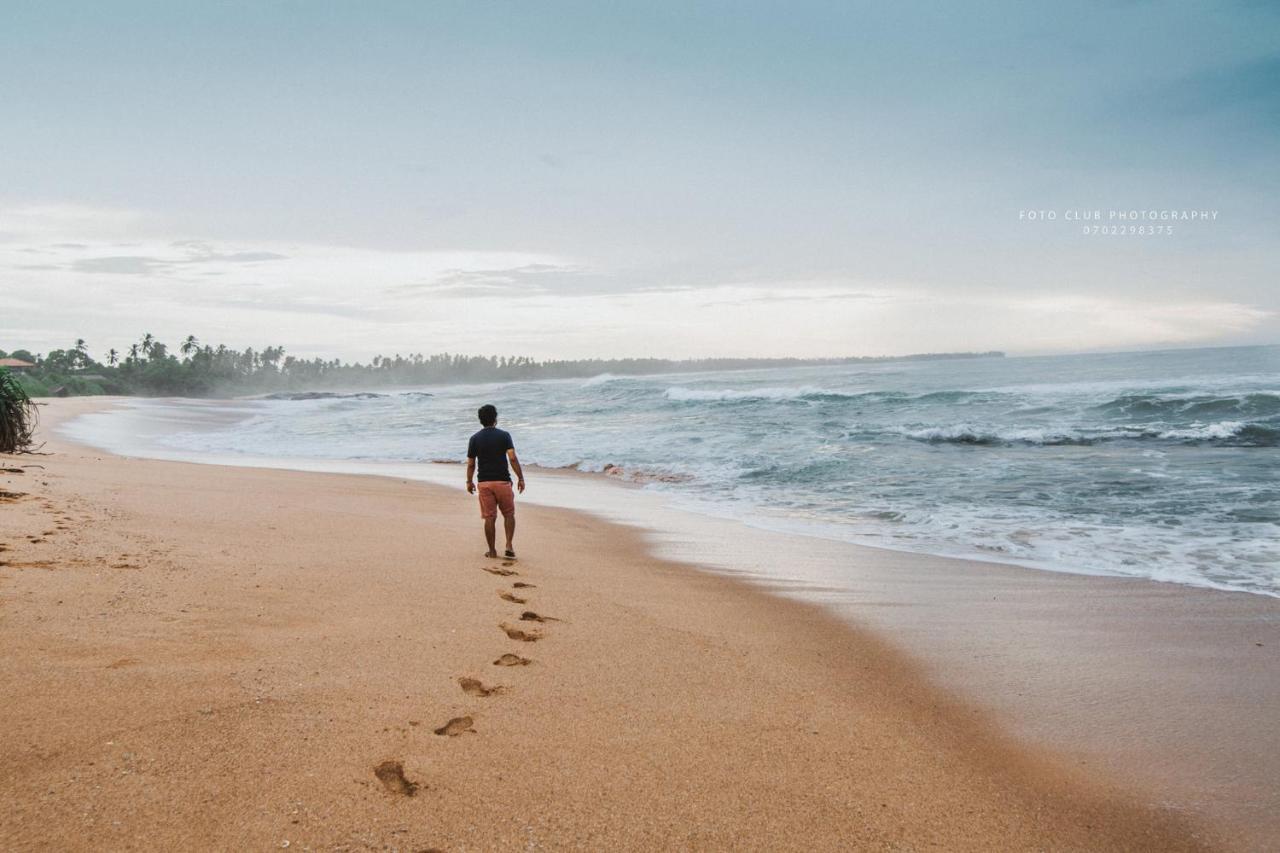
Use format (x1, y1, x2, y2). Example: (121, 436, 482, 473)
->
(8, 1, 1278, 847)
(0, 398, 1265, 850)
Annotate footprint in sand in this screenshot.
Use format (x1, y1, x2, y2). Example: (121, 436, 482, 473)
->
(1, 559, 54, 569)
(373, 760, 419, 796)
(433, 715, 475, 736)
(493, 653, 532, 667)
(500, 623, 543, 642)
(519, 611, 561, 623)
(498, 591, 526, 604)
(459, 677, 505, 697)
(482, 566, 518, 577)
(501, 560, 516, 567)
(512, 582, 535, 589)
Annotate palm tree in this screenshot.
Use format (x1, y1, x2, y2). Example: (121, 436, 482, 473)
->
(107, 349, 119, 366)
(141, 333, 155, 358)
(128, 343, 140, 363)
(181, 335, 199, 357)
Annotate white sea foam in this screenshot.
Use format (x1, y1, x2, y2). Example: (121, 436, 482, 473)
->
(1157, 421, 1247, 440)
(896, 420, 1276, 446)
(664, 385, 827, 402)
(897, 423, 1113, 445)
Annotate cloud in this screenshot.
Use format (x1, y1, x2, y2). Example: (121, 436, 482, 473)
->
(698, 289, 882, 308)
(184, 292, 384, 321)
(386, 263, 588, 300)
(169, 240, 289, 263)
(71, 255, 170, 275)
(888, 291, 1274, 354)
(0, 203, 586, 355)
(208, 251, 288, 263)
(388, 282, 540, 299)
(27, 242, 292, 276)
(0, 204, 145, 243)
(1, 202, 1273, 362)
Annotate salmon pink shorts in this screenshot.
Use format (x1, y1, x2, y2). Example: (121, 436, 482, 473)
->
(477, 481, 515, 520)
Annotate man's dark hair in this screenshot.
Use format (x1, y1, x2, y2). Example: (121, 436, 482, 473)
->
(478, 404, 498, 427)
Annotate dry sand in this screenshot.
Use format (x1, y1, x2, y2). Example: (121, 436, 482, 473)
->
(0, 399, 1231, 850)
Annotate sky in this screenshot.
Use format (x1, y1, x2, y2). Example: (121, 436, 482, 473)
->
(2, 1, 1278, 362)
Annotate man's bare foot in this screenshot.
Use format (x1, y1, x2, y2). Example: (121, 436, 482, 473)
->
(485, 550, 499, 558)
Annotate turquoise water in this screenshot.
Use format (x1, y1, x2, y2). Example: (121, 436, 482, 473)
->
(150, 345, 1280, 595)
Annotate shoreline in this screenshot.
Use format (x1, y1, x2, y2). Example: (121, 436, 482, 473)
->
(58, 394, 1279, 600)
(1, 398, 1274, 848)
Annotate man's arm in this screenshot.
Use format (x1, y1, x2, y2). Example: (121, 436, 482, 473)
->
(466, 457, 476, 493)
(507, 449, 525, 493)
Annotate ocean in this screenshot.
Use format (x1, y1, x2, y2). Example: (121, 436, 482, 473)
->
(65, 345, 1280, 597)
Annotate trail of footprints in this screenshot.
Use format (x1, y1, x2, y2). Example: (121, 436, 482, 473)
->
(374, 558, 562, 798)
(0, 467, 91, 568)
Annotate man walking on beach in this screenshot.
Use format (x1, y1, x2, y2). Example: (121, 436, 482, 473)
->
(466, 404, 525, 559)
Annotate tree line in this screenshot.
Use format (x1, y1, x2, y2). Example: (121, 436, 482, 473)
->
(0, 335, 1003, 398)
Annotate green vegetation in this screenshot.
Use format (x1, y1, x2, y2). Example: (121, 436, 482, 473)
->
(0, 368, 38, 453)
(0, 335, 1003, 399)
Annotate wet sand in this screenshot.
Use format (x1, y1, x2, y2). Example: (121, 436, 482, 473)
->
(0, 398, 1262, 849)
(627, 513, 1280, 851)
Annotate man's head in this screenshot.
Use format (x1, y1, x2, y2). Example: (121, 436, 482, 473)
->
(478, 404, 498, 427)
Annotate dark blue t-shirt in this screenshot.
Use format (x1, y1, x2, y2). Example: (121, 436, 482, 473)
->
(467, 427, 514, 482)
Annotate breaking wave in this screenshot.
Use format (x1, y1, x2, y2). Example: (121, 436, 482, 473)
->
(1093, 392, 1280, 420)
(661, 386, 966, 404)
(664, 385, 838, 402)
(897, 421, 1278, 447)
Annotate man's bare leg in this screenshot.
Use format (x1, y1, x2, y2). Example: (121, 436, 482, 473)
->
(504, 514, 516, 556)
(484, 517, 498, 558)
